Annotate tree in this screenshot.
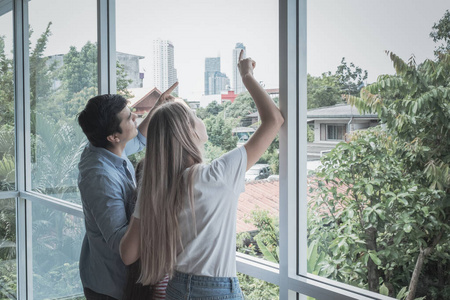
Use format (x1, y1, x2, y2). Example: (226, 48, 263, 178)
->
(196, 100, 224, 120)
(0, 36, 14, 128)
(60, 42, 97, 99)
(346, 50, 450, 299)
(226, 92, 256, 119)
(307, 73, 342, 109)
(430, 9, 450, 55)
(204, 116, 237, 152)
(309, 127, 448, 297)
(335, 57, 368, 96)
(29, 23, 57, 116)
(116, 61, 133, 99)
(307, 59, 368, 109)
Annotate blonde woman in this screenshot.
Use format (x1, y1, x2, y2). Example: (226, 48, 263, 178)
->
(120, 51, 284, 299)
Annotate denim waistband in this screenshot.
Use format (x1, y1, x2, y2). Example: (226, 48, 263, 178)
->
(171, 271, 239, 287)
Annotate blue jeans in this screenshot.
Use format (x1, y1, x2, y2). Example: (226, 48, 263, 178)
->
(166, 271, 244, 300)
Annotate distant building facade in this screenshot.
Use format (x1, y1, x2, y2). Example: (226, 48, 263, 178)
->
(204, 57, 230, 95)
(205, 57, 220, 95)
(153, 39, 178, 94)
(232, 43, 247, 95)
(117, 52, 145, 88)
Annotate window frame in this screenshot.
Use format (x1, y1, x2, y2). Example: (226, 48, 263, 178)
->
(5, 0, 398, 298)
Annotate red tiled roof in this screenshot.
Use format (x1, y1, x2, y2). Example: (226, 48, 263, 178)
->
(236, 177, 349, 233)
(264, 88, 279, 94)
(237, 180, 279, 233)
(130, 88, 162, 115)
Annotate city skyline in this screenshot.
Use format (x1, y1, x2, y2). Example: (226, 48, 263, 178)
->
(1, 0, 448, 101)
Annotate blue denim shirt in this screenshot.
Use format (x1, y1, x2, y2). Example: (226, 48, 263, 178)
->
(78, 131, 146, 299)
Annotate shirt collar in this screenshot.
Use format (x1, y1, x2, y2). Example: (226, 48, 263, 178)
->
(87, 143, 126, 168)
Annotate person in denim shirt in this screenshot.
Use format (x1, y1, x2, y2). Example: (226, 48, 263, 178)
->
(77, 87, 177, 300)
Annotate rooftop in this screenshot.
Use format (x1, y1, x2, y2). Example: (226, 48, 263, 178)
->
(307, 103, 378, 119)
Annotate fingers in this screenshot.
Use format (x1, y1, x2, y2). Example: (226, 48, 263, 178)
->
(238, 49, 244, 62)
(162, 81, 179, 97)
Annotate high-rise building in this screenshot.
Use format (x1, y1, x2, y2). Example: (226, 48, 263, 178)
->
(208, 71, 230, 95)
(204, 57, 230, 95)
(153, 39, 178, 94)
(205, 57, 220, 95)
(232, 43, 247, 94)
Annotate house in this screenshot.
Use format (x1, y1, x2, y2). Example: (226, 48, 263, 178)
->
(307, 103, 379, 142)
(232, 127, 256, 146)
(127, 87, 162, 117)
(306, 104, 379, 161)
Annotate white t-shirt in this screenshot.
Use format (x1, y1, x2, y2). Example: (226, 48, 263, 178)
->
(134, 146, 247, 277)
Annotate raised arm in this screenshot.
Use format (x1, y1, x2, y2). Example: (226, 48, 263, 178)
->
(137, 82, 179, 138)
(240, 51, 284, 170)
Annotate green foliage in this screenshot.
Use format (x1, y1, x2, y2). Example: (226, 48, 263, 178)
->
(195, 100, 224, 120)
(29, 22, 55, 111)
(0, 259, 16, 299)
(318, 25, 450, 297)
(0, 36, 14, 128)
(430, 10, 450, 55)
(335, 57, 368, 96)
(307, 73, 342, 109)
(60, 42, 97, 99)
(226, 92, 256, 119)
(309, 127, 449, 298)
(236, 209, 280, 298)
(237, 273, 279, 299)
(203, 141, 226, 164)
(307, 58, 368, 109)
(204, 116, 238, 152)
(116, 61, 133, 99)
(307, 125, 315, 142)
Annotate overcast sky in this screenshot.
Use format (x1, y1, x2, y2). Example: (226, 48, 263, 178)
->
(0, 0, 448, 101)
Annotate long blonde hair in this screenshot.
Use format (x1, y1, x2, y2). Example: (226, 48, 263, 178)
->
(137, 102, 202, 285)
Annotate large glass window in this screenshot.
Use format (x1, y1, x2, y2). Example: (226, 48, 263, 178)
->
(0, 2, 15, 192)
(31, 203, 84, 299)
(29, 0, 97, 204)
(306, 1, 450, 299)
(117, 0, 280, 295)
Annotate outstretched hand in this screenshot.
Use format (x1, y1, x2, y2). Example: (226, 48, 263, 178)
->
(237, 49, 256, 78)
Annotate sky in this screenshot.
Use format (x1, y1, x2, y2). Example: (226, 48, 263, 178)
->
(0, 0, 449, 101)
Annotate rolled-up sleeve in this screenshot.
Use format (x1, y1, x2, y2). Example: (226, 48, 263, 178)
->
(124, 130, 146, 156)
(81, 174, 128, 254)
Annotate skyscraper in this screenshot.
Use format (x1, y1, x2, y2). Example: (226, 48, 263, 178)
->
(204, 57, 230, 95)
(232, 43, 246, 95)
(153, 39, 178, 93)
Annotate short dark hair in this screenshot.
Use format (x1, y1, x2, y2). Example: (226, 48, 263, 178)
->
(77, 94, 128, 148)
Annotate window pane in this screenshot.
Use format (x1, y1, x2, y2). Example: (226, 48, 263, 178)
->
(0, 4, 15, 192)
(32, 203, 84, 299)
(117, 0, 280, 270)
(0, 198, 16, 299)
(29, 0, 97, 204)
(306, 1, 450, 299)
(237, 272, 279, 299)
